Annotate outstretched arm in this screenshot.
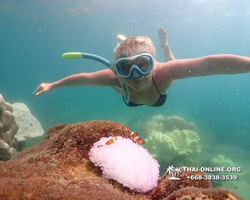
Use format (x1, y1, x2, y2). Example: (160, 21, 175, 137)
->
(33, 69, 118, 96)
(163, 54, 250, 80)
(158, 27, 175, 62)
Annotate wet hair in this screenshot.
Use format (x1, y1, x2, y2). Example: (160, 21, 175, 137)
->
(114, 36, 156, 61)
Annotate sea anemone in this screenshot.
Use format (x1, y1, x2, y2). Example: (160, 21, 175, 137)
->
(88, 136, 160, 193)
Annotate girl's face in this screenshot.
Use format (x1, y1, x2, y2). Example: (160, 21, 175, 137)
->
(115, 53, 155, 91)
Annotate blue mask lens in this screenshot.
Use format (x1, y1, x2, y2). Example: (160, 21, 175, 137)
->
(115, 53, 154, 79)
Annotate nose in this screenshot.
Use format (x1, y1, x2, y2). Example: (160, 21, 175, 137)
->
(129, 67, 144, 79)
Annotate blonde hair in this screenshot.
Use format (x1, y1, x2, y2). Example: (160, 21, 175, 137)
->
(114, 36, 156, 61)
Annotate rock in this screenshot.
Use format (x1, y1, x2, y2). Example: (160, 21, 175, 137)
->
(12, 103, 44, 142)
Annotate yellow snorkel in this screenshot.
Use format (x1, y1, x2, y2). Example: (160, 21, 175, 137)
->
(61, 52, 116, 73)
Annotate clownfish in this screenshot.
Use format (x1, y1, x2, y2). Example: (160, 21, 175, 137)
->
(92, 137, 117, 148)
(129, 131, 145, 145)
(105, 137, 117, 145)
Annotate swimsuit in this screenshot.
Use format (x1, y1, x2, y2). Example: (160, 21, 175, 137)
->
(122, 78, 167, 107)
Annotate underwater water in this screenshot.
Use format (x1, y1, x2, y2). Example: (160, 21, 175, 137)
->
(1, 0, 250, 198)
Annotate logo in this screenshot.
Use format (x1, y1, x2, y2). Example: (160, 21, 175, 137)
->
(166, 165, 182, 180)
(166, 165, 240, 181)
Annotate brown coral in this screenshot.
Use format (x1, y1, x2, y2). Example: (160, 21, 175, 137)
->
(164, 187, 241, 200)
(151, 167, 211, 199)
(0, 120, 242, 200)
(0, 120, 141, 200)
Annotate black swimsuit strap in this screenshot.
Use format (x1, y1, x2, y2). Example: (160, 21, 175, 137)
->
(152, 77, 163, 95)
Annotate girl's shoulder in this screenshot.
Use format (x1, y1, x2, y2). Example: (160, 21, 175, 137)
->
(153, 62, 174, 92)
(153, 61, 169, 75)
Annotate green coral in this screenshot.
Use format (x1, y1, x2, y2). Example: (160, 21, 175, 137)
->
(144, 115, 201, 167)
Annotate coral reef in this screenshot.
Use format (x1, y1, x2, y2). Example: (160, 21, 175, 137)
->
(0, 120, 241, 199)
(0, 94, 19, 160)
(151, 167, 211, 199)
(145, 115, 196, 134)
(210, 154, 234, 167)
(144, 115, 201, 168)
(209, 154, 248, 199)
(164, 187, 241, 200)
(12, 102, 44, 151)
(12, 103, 44, 142)
(0, 94, 44, 160)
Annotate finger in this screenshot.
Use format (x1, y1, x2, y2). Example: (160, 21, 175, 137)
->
(36, 89, 44, 96)
(33, 85, 41, 94)
(158, 29, 162, 36)
(117, 34, 126, 41)
(158, 27, 163, 32)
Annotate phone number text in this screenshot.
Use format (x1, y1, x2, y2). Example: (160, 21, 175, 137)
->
(187, 175, 238, 181)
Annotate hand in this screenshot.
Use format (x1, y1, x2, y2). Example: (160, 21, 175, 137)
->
(33, 83, 53, 96)
(117, 34, 126, 41)
(158, 27, 168, 49)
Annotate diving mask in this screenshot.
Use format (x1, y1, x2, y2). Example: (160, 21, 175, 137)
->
(115, 53, 154, 79)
